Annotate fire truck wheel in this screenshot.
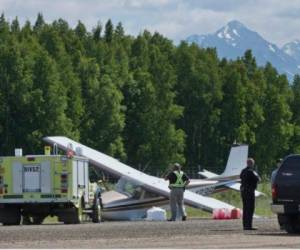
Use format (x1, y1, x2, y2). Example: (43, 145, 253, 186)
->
(92, 198, 102, 223)
(32, 215, 45, 225)
(60, 207, 81, 224)
(2, 208, 21, 225)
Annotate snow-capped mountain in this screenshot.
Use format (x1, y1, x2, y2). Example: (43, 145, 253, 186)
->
(186, 20, 300, 81)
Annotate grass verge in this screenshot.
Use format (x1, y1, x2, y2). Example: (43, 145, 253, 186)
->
(186, 181, 273, 218)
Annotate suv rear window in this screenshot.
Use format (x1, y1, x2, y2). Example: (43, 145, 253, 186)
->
(279, 155, 300, 173)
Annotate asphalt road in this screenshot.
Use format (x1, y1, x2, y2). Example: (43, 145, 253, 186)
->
(0, 217, 299, 248)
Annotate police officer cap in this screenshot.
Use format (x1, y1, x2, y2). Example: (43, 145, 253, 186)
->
(247, 158, 255, 167)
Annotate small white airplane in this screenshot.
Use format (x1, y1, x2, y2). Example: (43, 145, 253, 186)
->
(44, 136, 260, 221)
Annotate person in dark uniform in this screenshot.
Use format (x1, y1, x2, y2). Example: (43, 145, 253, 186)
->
(271, 158, 282, 186)
(240, 158, 260, 230)
(164, 163, 190, 221)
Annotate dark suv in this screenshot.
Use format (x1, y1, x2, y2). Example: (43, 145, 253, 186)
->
(271, 155, 300, 233)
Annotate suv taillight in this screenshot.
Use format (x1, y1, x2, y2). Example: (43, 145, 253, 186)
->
(272, 184, 277, 200)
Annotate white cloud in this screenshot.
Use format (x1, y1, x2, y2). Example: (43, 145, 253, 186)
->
(0, 0, 299, 46)
(124, 0, 171, 8)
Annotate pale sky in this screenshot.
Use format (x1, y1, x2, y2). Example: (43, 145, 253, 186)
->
(1, 0, 300, 47)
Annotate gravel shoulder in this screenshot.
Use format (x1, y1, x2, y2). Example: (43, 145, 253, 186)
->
(0, 217, 298, 248)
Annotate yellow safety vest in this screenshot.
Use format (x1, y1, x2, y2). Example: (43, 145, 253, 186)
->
(169, 171, 186, 188)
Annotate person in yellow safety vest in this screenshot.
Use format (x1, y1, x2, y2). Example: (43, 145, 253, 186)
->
(164, 163, 190, 221)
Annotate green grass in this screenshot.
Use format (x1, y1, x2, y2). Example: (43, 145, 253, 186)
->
(254, 182, 273, 217)
(185, 181, 274, 218)
(185, 206, 211, 218)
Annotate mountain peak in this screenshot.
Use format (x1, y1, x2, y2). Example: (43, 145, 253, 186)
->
(218, 20, 248, 34)
(214, 20, 249, 44)
(227, 20, 246, 29)
(185, 20, 300, 81)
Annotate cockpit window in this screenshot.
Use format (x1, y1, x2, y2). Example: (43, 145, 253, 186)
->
(115, 176, 159, 199)
(115, 177, 142, 197)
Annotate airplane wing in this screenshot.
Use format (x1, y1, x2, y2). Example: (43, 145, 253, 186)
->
(44, 136, 237, 212)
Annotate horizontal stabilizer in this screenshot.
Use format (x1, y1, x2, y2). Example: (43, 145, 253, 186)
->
(198, 169, 217, 179)
(198, 169, 263, 197)
(225, 182, 265, 197)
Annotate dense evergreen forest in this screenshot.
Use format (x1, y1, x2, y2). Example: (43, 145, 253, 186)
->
(0, 13, 299, 176)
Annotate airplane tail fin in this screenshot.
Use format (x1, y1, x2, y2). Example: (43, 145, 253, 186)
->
(221, 144, 248, 177)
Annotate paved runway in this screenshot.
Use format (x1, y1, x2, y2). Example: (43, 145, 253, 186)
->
(0, 217, 297, 248)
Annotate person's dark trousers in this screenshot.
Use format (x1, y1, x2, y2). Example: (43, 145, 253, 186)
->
(241, 189, 255, 229)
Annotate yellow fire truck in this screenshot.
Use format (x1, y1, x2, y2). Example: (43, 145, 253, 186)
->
(0, 147, 102, 225)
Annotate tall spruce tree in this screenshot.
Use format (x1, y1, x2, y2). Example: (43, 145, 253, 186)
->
(289, 75, 300, 153)
(124, 32, 184, 173)
(175, 42, 223, 172)
(0, 41, 33, 154)
(255, 63, 293, 173)
(104, 19, 113, 43)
